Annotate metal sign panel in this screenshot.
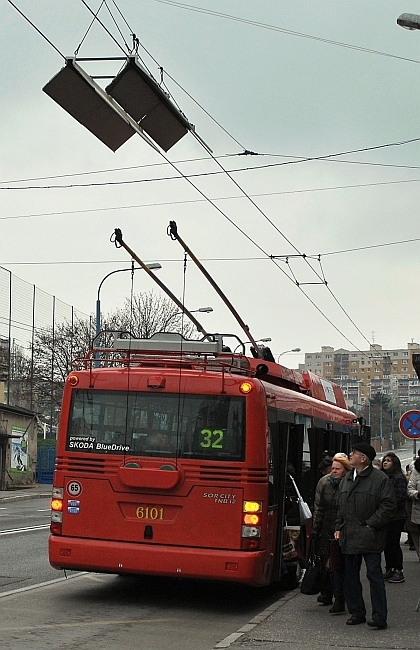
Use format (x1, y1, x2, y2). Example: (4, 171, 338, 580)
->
(399, 410, 420, 439)
(43, 59, 136, 151)
(43, 59, 159, 153)
(106, 57, 190, 151)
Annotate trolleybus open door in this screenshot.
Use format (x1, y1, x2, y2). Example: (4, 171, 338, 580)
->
(268, 420, 305, 584)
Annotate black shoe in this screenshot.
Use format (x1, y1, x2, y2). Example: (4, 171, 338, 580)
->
(346, 616, 366, 625)
(383, 568, 393, 581)
(367, 619, 387, 629)
(329, 599, 345, 614)
(317, 594, 333, 605)
(388, 570, 404, 583)
(409, 546, 416, 551)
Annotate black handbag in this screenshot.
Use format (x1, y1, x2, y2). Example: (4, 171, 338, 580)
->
(300, 543, 322, 595)
(325, 538, 344, 572)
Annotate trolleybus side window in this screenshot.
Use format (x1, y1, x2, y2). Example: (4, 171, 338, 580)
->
(67, 389, 245, 461)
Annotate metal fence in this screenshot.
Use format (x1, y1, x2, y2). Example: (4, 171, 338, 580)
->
(0, 266, 91, 435)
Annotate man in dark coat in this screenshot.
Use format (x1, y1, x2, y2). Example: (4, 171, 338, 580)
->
(334, 443, 397, 629)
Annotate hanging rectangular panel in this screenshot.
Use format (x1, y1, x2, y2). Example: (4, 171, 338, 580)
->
(106, 57, 191, 152)
(43, 59, 136, 152)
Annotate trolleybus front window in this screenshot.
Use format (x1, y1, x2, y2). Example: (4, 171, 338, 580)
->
(67, 390, 245, 460)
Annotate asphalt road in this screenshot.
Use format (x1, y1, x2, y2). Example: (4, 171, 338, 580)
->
(0, 497, 285, 650)
(0, 442, 415, 649)
(0, 497, 62, 593)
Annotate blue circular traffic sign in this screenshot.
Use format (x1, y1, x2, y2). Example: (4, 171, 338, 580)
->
(399, 410, 420, 439)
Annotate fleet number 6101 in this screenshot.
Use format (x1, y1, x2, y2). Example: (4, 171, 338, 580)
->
(136, 506, 164, 520)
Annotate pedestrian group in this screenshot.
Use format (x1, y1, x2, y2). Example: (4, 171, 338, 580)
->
(309, 444, 420, 630)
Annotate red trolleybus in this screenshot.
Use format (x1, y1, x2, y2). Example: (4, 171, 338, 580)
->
(49, 333, 363, 586)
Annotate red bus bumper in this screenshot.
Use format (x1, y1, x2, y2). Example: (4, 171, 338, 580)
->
(49, 535, 270, 586)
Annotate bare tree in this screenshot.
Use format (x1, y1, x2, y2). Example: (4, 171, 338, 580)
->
(30, 317, 94, 413)
(19, 291, 201, 421)
(104, 291, 198, 340)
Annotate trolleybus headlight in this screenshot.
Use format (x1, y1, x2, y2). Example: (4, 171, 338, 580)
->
(50, 522, 62, 535)
(51, 493, 63, 527)
(241, 525, 261, 538)
(243, 501, 262, 513)
(243, 514, 260, 526)
(239, 381, 253, 394)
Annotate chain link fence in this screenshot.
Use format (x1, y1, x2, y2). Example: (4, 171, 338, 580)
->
(0, 266, 91, 436)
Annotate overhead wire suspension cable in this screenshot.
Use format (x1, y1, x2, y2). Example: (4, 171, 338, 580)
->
(10, 0, 391, 358)
(192, 134, 374, 351)
(153, 0, 420, 66)
(6, 0, 65, 58)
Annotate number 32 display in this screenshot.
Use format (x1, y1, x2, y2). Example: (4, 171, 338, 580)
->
(200, 429, 224, 449)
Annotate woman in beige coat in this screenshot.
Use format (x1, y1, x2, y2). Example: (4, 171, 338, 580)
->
(407, 457, 420, 560)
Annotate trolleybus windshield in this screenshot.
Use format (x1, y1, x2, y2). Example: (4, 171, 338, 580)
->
(66, 389, 245, 461)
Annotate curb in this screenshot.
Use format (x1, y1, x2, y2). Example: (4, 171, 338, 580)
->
(213, 588, 300, 649)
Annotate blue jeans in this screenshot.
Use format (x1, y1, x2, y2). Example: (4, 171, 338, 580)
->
(343, 553, 387, 621)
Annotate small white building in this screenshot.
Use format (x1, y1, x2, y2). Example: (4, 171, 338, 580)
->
(0, 403, 38, 490)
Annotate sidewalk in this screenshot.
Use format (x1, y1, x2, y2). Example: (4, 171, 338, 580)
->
(0, 483, 51, 502)
(216, 543, 420, 649)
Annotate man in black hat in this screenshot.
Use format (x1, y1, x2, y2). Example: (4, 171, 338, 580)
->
(334, 443, 397, 629)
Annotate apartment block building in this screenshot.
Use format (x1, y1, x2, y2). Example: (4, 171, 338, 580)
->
(301, 342, 420, 410)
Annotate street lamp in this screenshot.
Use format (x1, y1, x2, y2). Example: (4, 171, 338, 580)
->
(233, 338, 271, 353)
(175, 307, 213, 314)
(278, 347, 301, 362)
(96, 262, 162, 337)
(397, 13, 420, 30)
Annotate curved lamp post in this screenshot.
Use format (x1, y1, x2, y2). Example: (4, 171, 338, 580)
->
(278, 347, 301, 362)
(233, 338, 271, 353)
(175, 307, 213, 315)
(397, 13, 420, 29)
(96, 262, 162, 337)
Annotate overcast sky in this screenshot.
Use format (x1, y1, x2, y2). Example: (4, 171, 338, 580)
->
(2, 1, 420, 363)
